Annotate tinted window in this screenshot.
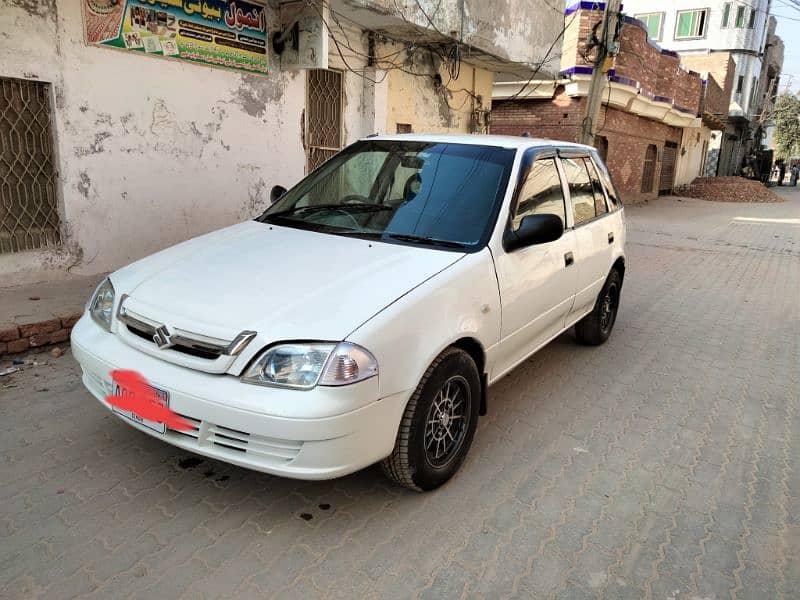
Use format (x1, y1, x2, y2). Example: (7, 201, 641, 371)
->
(585, 158, 608, 216)
(561, 157, 596, 226)
(593, 157, 621, 207)
(513, 157, 566, 229)
(262, 141, 515, 250)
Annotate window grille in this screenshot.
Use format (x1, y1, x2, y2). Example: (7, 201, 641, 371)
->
(0, 77, 60, 254)
(305, 69, 343, 173)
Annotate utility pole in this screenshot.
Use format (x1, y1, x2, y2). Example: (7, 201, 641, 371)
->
(578, 0, 623, 146)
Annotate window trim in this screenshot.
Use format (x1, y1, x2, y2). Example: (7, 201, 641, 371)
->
(507, 148, 571, 233)
(674, 8, 709, 40)
(635, 12, 664, 41)
(734, 4, 745, 28)
(557, 150, 617, 229)
(721, 2, 731, 28)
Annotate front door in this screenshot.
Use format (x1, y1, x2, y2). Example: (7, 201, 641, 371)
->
(492, 151, 578, 378)
(659, 141, 678, 194)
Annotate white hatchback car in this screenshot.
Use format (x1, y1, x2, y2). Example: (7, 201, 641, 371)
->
(72, 134, 625, 491)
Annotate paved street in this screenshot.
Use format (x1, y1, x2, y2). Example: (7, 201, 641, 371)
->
(1, 192, 799, 600)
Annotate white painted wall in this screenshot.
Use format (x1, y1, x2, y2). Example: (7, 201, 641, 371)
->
(675, 125, 713, 186)
(0, 1, 306, 285)
(623, 0, 770, 116)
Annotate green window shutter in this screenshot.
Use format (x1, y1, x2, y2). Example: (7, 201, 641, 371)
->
(648, 15, 661, 39)
(722, 3, 731, 27)
(677, 12, 694, 37)
(735, 5, 745, 27)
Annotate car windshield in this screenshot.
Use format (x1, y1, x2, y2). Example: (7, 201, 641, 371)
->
(258, 140, 516, 251)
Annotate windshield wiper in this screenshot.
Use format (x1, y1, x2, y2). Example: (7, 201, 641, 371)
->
(267, 204, 393, 219)
(385, 233, 467, 249)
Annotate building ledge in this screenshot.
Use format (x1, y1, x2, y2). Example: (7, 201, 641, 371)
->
(492, 74, 702, 129)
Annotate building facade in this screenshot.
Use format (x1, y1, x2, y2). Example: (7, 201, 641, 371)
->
(491, 2, 720, 203)
(0, 0, 563, 286)
(623, 0, 783, 175)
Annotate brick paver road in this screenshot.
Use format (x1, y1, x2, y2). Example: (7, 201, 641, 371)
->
(2, 192, 799, 599)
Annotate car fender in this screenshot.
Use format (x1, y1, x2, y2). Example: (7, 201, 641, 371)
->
(346, 248, 502, 401)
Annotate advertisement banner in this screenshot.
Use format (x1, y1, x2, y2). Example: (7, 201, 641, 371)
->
(82, 0, 268, 75)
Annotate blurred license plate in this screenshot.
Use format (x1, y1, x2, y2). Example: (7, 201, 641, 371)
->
(111, 382, 170, 434)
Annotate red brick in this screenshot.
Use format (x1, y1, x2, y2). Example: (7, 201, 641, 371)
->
(0, 342, 6, 355)
(50, 329, 71, 343)
(7, 338, 30, 354)
(60, 314, 81, 329)
(29, 333, 53, 347)
(19, 319, 61, 338)
(0, 326, 20, 342)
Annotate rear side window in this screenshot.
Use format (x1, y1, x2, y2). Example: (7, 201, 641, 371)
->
(585, 159, 608, 216)
(560, 157, 596, 225)
(512, 158, 566, 229)
(592, 157, 621, 207)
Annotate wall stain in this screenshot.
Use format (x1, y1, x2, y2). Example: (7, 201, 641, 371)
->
(233, 74, 283, 118)
(77, 172, 92, 199)
(75, 132, 112, 158)
(10, 0, 56, 19)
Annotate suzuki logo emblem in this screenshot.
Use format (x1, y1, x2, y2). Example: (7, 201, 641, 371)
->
(153, 325, 174, 350)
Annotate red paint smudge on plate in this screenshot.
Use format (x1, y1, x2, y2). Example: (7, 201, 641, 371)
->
(106, 370, 194, 431)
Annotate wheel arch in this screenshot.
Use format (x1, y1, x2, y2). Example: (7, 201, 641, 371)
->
(612, 255, 625, 283)
(450, 337, 488, 416)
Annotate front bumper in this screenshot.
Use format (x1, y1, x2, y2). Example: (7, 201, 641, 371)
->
(70, 315, 411, 480)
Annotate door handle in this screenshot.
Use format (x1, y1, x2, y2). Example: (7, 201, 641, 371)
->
(608, 232, 614, 244)
(564, 251, 574, 267)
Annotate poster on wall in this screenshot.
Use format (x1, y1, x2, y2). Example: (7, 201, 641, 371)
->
(82, 0, 268, 75)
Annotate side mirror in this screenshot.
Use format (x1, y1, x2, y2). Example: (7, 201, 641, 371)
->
(503, 213, 564, 252)
(270, 185, 287, 204)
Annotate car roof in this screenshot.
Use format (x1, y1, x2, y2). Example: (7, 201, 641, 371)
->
(359, 133, 595, 152)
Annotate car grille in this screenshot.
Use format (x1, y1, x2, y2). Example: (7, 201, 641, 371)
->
(115, 295, 256, 369)
(167, 412, 303, 463)
(125, 322, 219, 360)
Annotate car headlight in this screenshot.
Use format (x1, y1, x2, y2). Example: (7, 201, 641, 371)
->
(88, 278, 115, 331)
(242, 342, 379, 390)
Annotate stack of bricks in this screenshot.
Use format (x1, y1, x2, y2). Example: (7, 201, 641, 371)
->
(0, 314, 81, 355)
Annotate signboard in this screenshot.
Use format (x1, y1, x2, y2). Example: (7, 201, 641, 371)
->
(82, 0, 268, 75)
(278, 0, 328, 70)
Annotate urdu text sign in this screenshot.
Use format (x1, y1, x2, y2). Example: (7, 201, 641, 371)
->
(82, 0, 268, 75)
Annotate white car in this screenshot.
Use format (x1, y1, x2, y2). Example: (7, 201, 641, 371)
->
(72, 134, 626, 491)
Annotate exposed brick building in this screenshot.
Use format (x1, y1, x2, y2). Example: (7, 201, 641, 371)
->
(491, 2, 726, 203)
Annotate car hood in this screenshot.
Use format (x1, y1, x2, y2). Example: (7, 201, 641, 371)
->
(113, 221, 464, 342)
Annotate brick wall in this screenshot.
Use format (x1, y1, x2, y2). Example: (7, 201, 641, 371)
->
(491, 91, 683, 203)
(489, 87, 582, 142)
(568, 11, 703, 115)
(0, 316, 80, 355)
(680, 53, 736, 120)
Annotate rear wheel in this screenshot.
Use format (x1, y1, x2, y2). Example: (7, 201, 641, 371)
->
(575, 269, 622, 346)
(381, 348, 481, 491)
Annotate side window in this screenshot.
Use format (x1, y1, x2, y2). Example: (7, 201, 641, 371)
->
(512, 157, 566, 229)
(585, 158, 608, 216)
(561, 157, 596, 226)
(592, 157, 621, 207)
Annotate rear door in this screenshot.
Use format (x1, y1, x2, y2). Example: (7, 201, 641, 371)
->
(492, 149, 578, 375)
(559, 152, 616, 322)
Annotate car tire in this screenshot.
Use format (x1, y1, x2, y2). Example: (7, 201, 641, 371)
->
(575, 268, 622, 346)
(381, 347, 481, 492)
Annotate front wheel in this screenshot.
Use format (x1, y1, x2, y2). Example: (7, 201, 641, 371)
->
(575, 269, 622, 346)
(381, 348, 481, 491)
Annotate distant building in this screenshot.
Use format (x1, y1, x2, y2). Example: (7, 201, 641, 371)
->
(491, 2, 724, 203)
(623, 0, 784, 174)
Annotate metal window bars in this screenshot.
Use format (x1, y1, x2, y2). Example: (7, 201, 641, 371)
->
(0, 77, 60, 254)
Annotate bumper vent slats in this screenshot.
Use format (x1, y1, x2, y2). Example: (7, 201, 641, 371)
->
(167, 412, 302, 464)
